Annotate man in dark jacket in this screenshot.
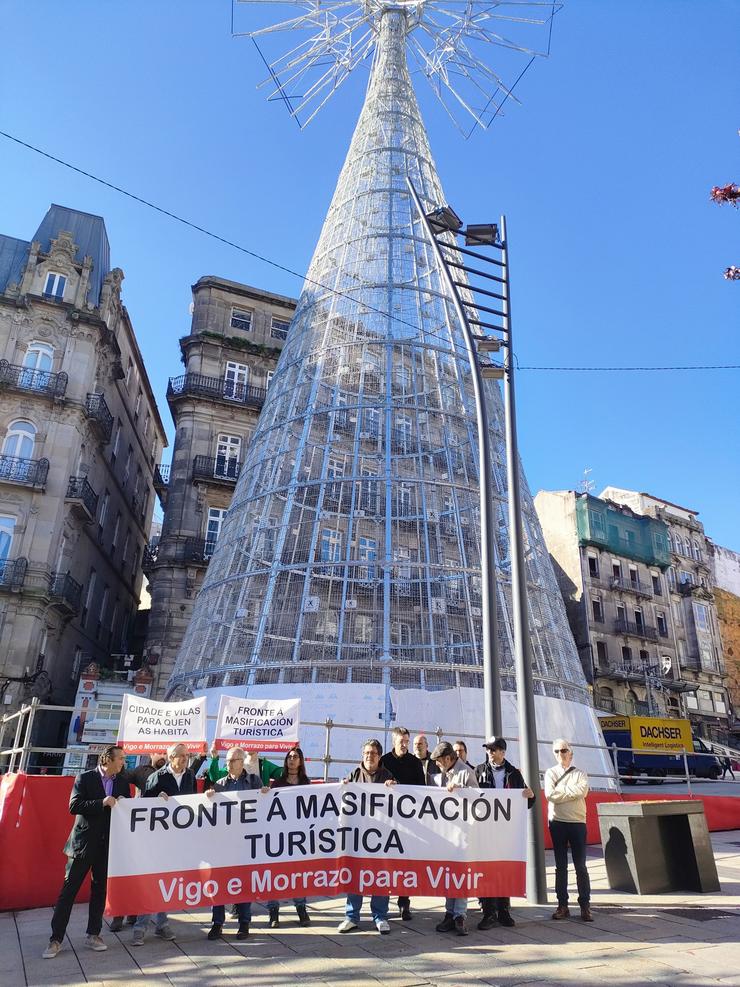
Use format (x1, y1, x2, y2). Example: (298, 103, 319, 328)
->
(131, 743, 199, 945)
(381, 726, 424, 921)
(338, 739, 396, 935)
(475, 737, 535, 930)
(43, 745, 130, 959)
(413, 733, 441, 785)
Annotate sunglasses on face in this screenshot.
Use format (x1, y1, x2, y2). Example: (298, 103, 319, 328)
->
(554, 748, 571, 754)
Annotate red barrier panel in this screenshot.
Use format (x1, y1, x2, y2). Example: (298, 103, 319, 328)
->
(1, 774, 738, 911)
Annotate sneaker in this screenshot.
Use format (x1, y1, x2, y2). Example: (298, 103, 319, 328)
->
(109, 917, 124, 933)
(400, 905, 412, 921)
(207, 923, 223, 941)
(268, 906, 280, 929)
(42, 940, 62, 959)
(375, 919, 391, 935)
(236, 923, 250, 940)
(154, 924, 176, 941)
(84, 934, 107, 951)
(337, 919, 359, 933)
(454, 915, 468, 937)
(296, 905, 311, 927)
(552, 905, 570, 920)
(497, 909, 516, 928)
(436, 913, 455, 933)
(580, 906, 594, 923)
(131, 929, 145, 946)
(477, 912, 498, 931)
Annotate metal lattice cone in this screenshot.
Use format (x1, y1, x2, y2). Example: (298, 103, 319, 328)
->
(168, 9, 589, 710)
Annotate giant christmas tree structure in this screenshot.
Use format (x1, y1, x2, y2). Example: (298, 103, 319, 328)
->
(168, 3, 594, 739)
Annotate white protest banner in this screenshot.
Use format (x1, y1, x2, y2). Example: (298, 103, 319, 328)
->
(214, 695, 301, 752)
(116, 694, 207, 754)
(106, 783, 527, 915)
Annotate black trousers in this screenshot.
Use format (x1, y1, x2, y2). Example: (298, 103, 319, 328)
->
(480, 896, 511, 914)
(549, 820, 590, 907)
(50, 850, 108, 942)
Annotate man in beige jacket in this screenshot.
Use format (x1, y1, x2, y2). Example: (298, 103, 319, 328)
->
(544, 738, 593, 922)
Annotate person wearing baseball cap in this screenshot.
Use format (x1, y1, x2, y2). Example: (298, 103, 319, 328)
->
(475, 737, 535, 930)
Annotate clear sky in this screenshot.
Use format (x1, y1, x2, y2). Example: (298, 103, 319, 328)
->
(1, 1, 738, 547)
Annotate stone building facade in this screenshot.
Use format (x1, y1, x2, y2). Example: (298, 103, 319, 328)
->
(143, 276, 297, 696)
(534, 490, 690, 721)
(708, 541, 740, 743)
(601, 489, 731, 741)
(0, 205, 166, 727)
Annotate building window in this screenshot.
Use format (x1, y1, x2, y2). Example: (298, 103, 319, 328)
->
(266, 370, 275, 389)
(587, 555, 599, 578)
(679, 569, 693, 586)
(621, 645, 632, 664)
(612, 560, 621, 580)
(361, 407, 380, 438)
(596, 640, 608, 666)
(358, 537, 377, 579)
(215, 434, 241, 479)
(122, 529, 131, 564)
(651, 572, 662, 595)
(697, 689, 713, 713)
(693, 541, 702, 562)
(111, 420, 122, 466)
(21, 343, 54, 388)
(223, 361, 249, 399)
(205, 508, 226, 557)
(694, 602, 710, 632)
(2, 420, 36, 459)
(123, 445, 133, 485)
(673, 601, 683, 626)
(112, 512, 121, 551)
(143, 411, 150, 437)
(43, 272, 66, 299)
(589, 509, 605, 537)
(356, 614, 373, 644)
(674, 535, 684, 556)
(0, 515, 16, 559)
(639, 649, 650, 666)
(98, 490, 110, 532)
(656, 611, 668, 637)
(96, 587, 109, 641)
(320, 527, 342, 563)
(616, 603, 626, 624)
(391, 621, 411, 646)
(230, 308, 252, 332)
(134, 389, 142, 421)
(81, 569, 97, 628)
(71, 647, 83, 681)
(667, 566, 676, 588)
(125, 358, 134, 388)
(634, 607, 644, 631)
(714, 692, 727, 715)
(591, 597, 604, 623)
(270, 316, 289, 340)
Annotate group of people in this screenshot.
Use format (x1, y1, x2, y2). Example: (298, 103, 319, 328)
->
(42, 728, 593, 958)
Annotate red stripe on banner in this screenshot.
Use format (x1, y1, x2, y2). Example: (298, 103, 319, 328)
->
(120, 741, 207, 754)
(106, 857, 525, 915)
(214, 739, 296, 753)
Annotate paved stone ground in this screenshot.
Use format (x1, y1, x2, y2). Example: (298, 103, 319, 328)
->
(3, 830, 739, 987)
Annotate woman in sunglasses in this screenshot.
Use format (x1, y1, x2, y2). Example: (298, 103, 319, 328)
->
(266, 747, 312, 928)
(544, 739, 593, 923)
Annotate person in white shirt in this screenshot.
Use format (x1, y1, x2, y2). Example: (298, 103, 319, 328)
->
(544, 738, 593, 922)
(430, 741, 476, 936)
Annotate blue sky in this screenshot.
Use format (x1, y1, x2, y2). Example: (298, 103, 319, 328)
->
(1, 1, 738, 547)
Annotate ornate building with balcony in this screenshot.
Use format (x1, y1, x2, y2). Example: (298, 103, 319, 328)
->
(143, 276, 296, 695)
(534, 489, 694, 722)
(600, 488, 731, 741)
(0, 205, 167, 720)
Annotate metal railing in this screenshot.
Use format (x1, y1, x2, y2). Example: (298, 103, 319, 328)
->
(154, 463, 170, 486)
(167, 373, 267, 410)
(65, 475, 99, 517)
(605, 575, 653, 599)
(0, 359, 68, 398)
(614, 618, 659, 641)
(2, 699, 739, 796)
(0, 454, 49, 487)
(49, 571, 83, 613)
(84, 392, 113, 442)
(0, 557, 28, 590)
(192, 455, 242, 484)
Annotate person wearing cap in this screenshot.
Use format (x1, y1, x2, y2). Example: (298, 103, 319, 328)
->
(475, 737, 535, 929)
(430, 741, 477, 936)
(544, 738, 593, 922)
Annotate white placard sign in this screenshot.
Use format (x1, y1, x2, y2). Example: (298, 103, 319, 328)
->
(214, 695, 301, 753)
(117, 694, 207, 754)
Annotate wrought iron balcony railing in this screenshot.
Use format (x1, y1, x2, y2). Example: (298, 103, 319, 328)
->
(65, 476, 99, 519)
(142, 544, 158, 571)
(0, 360, 68, 399)
(0, 454, 49, 487)
(614, 618, 659, 642)
(167, 373, 267, 411)
(49, 571, 83, 613)
(192, 455, 242, 484)
(85, 392, 114, 443)
(608, 575, 653, 599)
(154, 463, 170, 487)
(0, 557, 27, 590)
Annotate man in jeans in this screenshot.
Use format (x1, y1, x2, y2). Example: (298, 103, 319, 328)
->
(380, 726, 424, 921)
(337, 739, 396, 935)
(131, 743, 198, 945)
(544, 738, 593, 922)
(430, 741, 476, 936)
